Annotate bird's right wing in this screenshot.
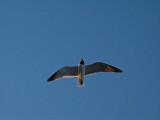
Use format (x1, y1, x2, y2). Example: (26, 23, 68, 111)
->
(47, 66, 78, 82)
(85, 62, 122, 75)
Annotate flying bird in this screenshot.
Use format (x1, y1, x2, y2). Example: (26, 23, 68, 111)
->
(47, 59, 122, 87)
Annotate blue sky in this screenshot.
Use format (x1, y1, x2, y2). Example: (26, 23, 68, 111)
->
(0, 0, 160, 120)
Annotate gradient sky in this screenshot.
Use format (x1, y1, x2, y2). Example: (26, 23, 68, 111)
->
(0, 0, 160, 120)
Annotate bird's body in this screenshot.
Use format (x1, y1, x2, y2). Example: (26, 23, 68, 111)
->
(47, 59, 122, 87)
(77, 63, 85, 87)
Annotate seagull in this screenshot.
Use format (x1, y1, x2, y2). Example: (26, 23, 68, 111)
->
(47, 59, 122, 87)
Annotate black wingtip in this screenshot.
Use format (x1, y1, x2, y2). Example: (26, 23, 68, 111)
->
(114, 67, 123, 73)
(117, 69, 123, 73)
(47, 73, 56, 82)
(47, 78, 52, 82)
(105, 65, 123, 73)
(47, 71, 59, 82)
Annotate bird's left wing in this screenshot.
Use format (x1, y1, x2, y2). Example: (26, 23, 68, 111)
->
(47, 66, 78, 82)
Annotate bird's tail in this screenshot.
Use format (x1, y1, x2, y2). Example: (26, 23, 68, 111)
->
(77, 78, 85, 87)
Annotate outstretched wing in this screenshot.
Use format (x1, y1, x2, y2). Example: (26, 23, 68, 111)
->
(85, 62, 122, 75)
(47, 66, 78, 82)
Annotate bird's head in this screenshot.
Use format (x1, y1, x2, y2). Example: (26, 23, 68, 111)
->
(80, 58, 85, 65)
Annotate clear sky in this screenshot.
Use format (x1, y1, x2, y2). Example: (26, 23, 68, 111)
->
(0, 0, 160, 120)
